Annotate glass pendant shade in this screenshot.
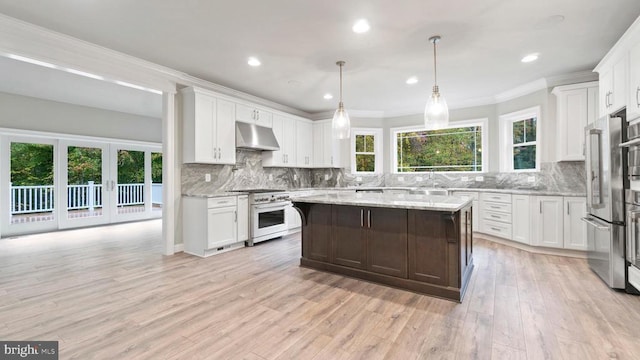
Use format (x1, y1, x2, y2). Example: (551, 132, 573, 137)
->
(424, 35, 449, 129)
(332, 102, 351, 139)
(332, 60, 350, 139)
(424, 86, 449, 129)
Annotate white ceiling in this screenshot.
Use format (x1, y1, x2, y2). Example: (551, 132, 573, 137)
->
(0, 0, 639, 117)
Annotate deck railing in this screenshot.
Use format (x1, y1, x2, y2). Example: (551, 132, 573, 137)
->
(10, 183, 161, 215)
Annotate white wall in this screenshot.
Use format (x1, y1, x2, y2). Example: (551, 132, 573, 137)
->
(0, 91, 162, 142)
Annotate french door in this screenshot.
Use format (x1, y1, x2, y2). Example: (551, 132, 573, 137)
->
(1, 134, 161, 237)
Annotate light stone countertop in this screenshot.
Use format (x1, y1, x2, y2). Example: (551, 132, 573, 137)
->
(290, 192, 472, 212)
(182, 191, 249, 198)
(288, 187, 586, 197)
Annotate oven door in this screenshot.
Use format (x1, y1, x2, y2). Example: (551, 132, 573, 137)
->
(627, 207, 640, 268)
(252, 202, 288, 240)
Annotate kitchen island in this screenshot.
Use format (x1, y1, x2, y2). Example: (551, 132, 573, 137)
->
(291, 192, 474, 302)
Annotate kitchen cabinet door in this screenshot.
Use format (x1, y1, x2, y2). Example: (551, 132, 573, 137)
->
(312, 122, 325, 166)
(451, 191, 479, 231)
(553, 84, 599, 161)
(563, 197, 587, 250)
(207, 206, 237, 248)
(235, 103, 273, 127)
(629, 41, 640, 121)
(331, 205, 366, 269)
(302, 203, 331, 262)
(408, 210, 454, 286)
(296, 120, 313, 167)
(599, 69, 614, 117)
(282, 116, 297, 165)
(532, 196, 564, 248)
(262, 115, 285, 166)
(237, 195, 249, 242)
(215, 98, 236, 164)
(612, 56, 629, 113)
(182, 88, 216, 163)
(366, 207, 408, 278)
(511, 195, 531, 245)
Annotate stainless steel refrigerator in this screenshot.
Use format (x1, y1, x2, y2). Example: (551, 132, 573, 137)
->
(583, 114, 627, 289)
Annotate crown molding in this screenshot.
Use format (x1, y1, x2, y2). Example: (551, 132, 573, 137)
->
(494, 78, 548, 103)
(595, 14, 640, 72)
(546, 70, 598, 88)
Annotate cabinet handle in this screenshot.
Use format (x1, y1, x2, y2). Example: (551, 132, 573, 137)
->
(368, 210, 371, 228)
(539, 202, 542, 214)
(491, 215, 500, 218)
(218, 147, 221, 159)
(282, 154, 285, 163)
(331, 156, 333, 165)
(360, 209, 364, 227)
(234, 210, 237, 222)
(567, 202, 570, 215)
(491, 227, 501, 232)
(636, 87, 640, 107)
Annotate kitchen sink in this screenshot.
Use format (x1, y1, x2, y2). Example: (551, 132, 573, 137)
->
(408, 188, 448, 196)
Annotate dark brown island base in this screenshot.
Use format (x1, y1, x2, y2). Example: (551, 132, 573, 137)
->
(292, 192, 474, 302)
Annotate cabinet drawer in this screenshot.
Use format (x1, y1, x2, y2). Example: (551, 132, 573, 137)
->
(483, 210, 512, 223)
(480, 192, 512, 203)
(452, 191, 479, 201)
(482, 219, 512, 239)
(207, 196, 237, 208)
(482, 201, 512, 213)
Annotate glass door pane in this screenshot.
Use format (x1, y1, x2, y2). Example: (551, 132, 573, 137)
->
(151, 152, 163, 218)
(66, 146, 103, 220)
(10, 142, 55, 224)
(116, 149, 145, 215)
(59, 141, 110, 229)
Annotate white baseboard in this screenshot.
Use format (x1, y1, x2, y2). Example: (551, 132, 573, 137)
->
(474, 232, 587, 259)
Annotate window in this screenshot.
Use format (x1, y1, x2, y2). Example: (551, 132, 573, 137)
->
(351, 128, 382, 173)
(499, 106, 540, 172)
(391, 119, 487, 173)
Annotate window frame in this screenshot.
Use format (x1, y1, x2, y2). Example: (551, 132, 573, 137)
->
(390, 118, 488, 174)
(350, 128, 383, 174)
(498, 106, 541, 172)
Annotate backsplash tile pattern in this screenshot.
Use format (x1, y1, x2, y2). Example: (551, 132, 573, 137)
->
(182, 149, 585, 195)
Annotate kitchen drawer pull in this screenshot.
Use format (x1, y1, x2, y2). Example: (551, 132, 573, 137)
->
(490, 206, 501, 209)
(636, 86, 640, 107)
(491, 215, 500, 218)
(491, 227, 501, 231)
(360, 209, 364, 227)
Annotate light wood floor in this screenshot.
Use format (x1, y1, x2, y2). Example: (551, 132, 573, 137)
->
(1, 220, 640, 360)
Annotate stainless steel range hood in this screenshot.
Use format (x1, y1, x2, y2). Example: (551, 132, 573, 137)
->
(235, 122, 280, 151)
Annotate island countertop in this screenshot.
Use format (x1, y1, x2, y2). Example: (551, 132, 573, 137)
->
(290, 192, 472, 212)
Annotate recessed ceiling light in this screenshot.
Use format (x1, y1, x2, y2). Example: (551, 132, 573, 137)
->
(521, 53, 539, 63)
(323, 93, 333, 100)
(352, 19, 370, 34)
(247, 57, 261, 67)
(406, 76, 418, 85)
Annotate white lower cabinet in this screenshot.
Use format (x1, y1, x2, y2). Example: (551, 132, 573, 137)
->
(183, 196, 243, 257)
(563, 197, 587, 250)
(531, 196, 564, 249)
(511, 195, 531, 245)
(479, 192, 513, 239)
(237, 195, 249, 242)
(451, 191, 479, 231)
(286, 203, 302, 231)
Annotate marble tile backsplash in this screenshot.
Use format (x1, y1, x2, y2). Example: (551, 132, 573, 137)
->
(182, 149, 585, 195)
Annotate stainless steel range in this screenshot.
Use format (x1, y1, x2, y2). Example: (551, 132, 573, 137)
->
(244, 189, 290, 246)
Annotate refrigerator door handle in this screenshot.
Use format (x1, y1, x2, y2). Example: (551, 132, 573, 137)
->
(581, 217, 610, 231)
(627, 211, 640, 263)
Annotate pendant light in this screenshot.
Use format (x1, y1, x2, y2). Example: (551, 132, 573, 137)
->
(332, 61, 351, 139)
(424, 35, 449, 129)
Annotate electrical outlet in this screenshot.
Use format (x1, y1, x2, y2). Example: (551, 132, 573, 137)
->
(416, 176, 423, 182)
(324, 174, 329, 181)
(205, 173, 211, 182)
(475, 176, 484, 182)
(527, 176, 536, 183)
(398, 176, 404, 182)
(269, 174, 273, 181)
(294, 174, 298, 181)
(461, 176, 469, 181)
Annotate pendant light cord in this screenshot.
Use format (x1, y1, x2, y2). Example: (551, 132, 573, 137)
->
(339, 62, 344, 103)
(433, 40, 437, 87)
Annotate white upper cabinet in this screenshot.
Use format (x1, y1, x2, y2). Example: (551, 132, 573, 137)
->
(181, 87, 236, 165)
(313, 120, 344, 168)
(296, 120, 313, 167)
(552, 82, 598, 161)
(595, 16, 640, 117)
(629, 41, 640, 121)
(262, 114, 296, 167)
(236, 103, 273, 128)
